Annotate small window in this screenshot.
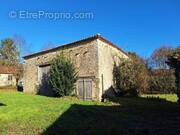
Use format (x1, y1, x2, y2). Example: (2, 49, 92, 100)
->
(8, 75, 12, 81)
(75, 53, 80, 56)
(83, 51, 88, 56)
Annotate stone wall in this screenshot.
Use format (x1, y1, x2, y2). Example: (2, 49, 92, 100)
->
(24, 37, 129, 101)
(97, 39, 128, 99)
(24, 40, 100, 100)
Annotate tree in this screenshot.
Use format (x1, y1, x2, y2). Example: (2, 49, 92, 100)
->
(148, 46, 173, 69)
(149, 69, 176, 93)
(48, 54, 78, 97)
(41, 41, 54, 51)
(0, 37, 24, 86)
(147, 46, 176, 94)
(13, 34, 32, 61)
(128, 52, 150, 93)
(167, 47, 180, 103)
(113, 52, 149, 96)
(0, 38, 20, 66)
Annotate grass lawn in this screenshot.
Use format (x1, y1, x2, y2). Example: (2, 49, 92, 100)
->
(142, 94, 178, 102)
(0, 91, 180, 135)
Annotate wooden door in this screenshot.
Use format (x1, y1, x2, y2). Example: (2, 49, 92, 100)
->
(78, 78, 92, 100)
(38, 65, 50, 83)
(38, 65, 52, 96)
(78, 79, 84, 99)
(84, 79, 92, 100)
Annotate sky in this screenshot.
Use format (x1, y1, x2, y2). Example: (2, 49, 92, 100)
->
(0, 0, 180, 58)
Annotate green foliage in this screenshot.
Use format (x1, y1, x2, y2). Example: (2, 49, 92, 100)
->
(0, 38, 23, 81)
(146, 46, 176, 94)
(167, 47, 180, 69)
(0, 38, 20, 66)
(149, 69, 176, 93)
(167, 46, 180, 103)
(114, 59, 138, 96)
(113, 52, 149, 96)
(48, 54, 78, 97)
(0, 38, 23, 83)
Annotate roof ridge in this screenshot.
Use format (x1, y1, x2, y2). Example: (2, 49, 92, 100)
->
(23, 34, 128, 59)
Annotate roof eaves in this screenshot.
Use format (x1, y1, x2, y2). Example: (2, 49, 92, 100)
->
(23, 34, 128, 59)
(23, 34, 99, 59)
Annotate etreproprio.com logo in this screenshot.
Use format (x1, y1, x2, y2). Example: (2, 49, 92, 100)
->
(9, 10, 94, 20)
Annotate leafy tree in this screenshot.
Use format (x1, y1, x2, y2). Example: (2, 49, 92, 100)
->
(128, 52, 150, 93)
(147, 46, 176, 94)
(48, 54, 78, 97)
(0, 38, 20, 66)
(0, 38, 23, 85)
(149, 69, 176, 93)
(113, 52, 149, 96)
(167, 47, 180, 103)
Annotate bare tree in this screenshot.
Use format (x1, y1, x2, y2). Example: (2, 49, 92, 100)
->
(148, 46, 173, 69)
(13, 34, 32, 59)
(41, 41, 54, 51)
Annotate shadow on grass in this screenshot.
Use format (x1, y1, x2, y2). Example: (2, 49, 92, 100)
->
(42, 97, 180, 135)
(0, 103, 6, 106)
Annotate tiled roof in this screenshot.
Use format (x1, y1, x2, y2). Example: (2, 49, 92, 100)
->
(23, 34, 128, 59)
(0, 66, 17, 74)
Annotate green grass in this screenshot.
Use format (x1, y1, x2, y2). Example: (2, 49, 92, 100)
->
(0, 91, 180, 135)
(142, 94, 178, 102)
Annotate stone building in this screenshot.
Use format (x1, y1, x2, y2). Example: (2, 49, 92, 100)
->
(23, 34, 128, 100)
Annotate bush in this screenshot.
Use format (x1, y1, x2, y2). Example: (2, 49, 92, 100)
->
(113, 52, 149, 97)
(149, 69, 176, 94)
(146, 46, 176, 94)
(167, 46, 180, 103)
(48, 54, 77, 97)
(113, 60, 139, 96)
